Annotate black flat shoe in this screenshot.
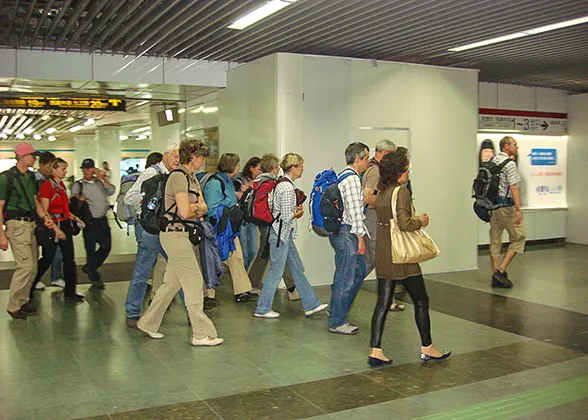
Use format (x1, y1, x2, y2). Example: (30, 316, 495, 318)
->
(368, 356, 393, 368)
(420, 351, 452, 362)
(234, 292, 256, 303)
(64, 293, 85, 302)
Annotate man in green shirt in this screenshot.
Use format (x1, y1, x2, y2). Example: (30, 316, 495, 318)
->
(0, 143, 55, 319)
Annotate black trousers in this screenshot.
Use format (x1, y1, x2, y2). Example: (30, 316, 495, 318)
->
(370, 275, 432, 348)
(32, 221, 78, 297)
(82, 217, 111, 281)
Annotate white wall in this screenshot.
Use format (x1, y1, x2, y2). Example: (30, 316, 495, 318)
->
(479, 82, 568, 113)
(567, 93, 588, 245)
(222, 53, 479, 284)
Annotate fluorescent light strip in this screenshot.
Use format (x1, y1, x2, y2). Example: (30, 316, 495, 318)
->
(449, 15, 588, 51)
(228, 0, 296, 30)
(132, 126, 151, 133)
(0, 116, 8, 129)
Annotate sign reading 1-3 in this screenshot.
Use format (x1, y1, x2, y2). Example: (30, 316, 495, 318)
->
(0, 96, 126, 111)
(479, 109, 567, 135)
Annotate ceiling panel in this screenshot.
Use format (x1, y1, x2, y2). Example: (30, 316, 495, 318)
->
(0, 0, 586, 92)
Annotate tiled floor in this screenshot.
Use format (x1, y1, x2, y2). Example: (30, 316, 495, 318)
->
(0, 243, 587, 419)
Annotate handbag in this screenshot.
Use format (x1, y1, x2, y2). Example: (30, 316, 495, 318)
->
(390, 186, 439, 264)
(14, 175, 55, 247)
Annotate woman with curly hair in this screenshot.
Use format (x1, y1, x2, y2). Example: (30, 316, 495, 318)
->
(368, 151, 450, 367)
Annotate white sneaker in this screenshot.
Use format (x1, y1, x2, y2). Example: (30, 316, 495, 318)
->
(305, 303, 328, 317)
(329, 323, 359, 335)
(35, 282, 46, 290)
(254, 310, 280, 319)
(288, 290, 301, 301)
(191, 337, 224, 347)
(137, 324, 164, 339)
(50, 279, 66, 288)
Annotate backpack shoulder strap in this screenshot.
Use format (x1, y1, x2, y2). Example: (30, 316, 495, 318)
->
(338, 169, 358, 183)
(210, 173, 227, 198)
(497, 158, 513, 171)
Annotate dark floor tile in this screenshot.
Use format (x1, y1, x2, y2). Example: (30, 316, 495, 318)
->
(109, 400, 218, 420)
(491, 341, 584, 368)
(364, 361, 474, 397)
(205, 387, 324, 420)
(439, 348, 534, 381)
(288, 373, 404, 413)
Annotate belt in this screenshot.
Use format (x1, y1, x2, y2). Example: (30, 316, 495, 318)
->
(6, 216, 36, 222)
(165, 226, 187, 232)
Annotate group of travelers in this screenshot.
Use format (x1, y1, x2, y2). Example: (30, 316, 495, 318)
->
(1, 134, 525, 365)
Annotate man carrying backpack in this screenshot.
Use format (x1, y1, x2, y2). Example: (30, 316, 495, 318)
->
(123, 146, 179, 328)
(489, 136, 526, 288)
(0, 143, 56, 319)
(328, 142, 371, 335)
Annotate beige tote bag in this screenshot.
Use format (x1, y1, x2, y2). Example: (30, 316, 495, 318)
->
(390, 186, 440, 264)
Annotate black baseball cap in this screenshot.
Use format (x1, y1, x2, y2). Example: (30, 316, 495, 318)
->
(81, 158, 96, 169)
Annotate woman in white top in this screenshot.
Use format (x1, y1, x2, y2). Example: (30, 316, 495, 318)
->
(254, 153, 328, 318)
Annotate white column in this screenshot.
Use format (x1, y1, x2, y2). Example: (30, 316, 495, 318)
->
(73, 134, 98, 180)
(150, 105, 183, 153)
(96, 126, 121, 200)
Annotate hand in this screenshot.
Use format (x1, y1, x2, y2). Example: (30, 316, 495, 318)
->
(43, 217, 54, 229)
(515, 209, 523, 225)
(357, 235, 366, 255)
(55, 228, 66, 241)
(365, 194, 377, 207)
(75, 193, 86, 202)
(76, 218, 86, 229)
(235, 191, 243, 201)
(294, 205, 304, 219)
(0, 235, 8, 251)
(419, 213, 430, 227)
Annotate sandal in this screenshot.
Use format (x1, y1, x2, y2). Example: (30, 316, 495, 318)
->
(390, 302, 406, 311)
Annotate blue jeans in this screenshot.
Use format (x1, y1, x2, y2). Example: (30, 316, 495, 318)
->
(51, 247, 63, 281)
(240, 222, 258, 270)
(328, 225, 366, 328)
(255, 229, 321, 315)
(125, 223, 168, 319)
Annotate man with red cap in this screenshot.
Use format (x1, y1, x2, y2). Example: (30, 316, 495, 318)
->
(0, 143, 56, 319)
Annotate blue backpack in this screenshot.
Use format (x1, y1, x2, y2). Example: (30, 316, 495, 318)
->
(309, 169, 357, 237)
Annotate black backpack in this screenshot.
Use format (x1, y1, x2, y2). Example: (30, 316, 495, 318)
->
(318, 170, 358, 235)
(472, 159, 512, 222)
(139, 169, 199, 236)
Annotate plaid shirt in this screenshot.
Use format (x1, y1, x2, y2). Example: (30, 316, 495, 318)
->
(492, 152, 521, 200)
(271, 175, 297, 244)
(338, 167, 366, 236)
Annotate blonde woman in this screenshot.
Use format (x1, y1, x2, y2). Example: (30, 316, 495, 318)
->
(254, 153, 327, 318)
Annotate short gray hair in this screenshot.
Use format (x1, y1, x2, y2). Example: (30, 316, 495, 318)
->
(345, 142, 369, 165)
(165, 144, 179, 154)
(375, 139, 396, 153)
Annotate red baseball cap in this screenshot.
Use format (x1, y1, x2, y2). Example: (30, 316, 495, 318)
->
(14, 142, 41, 157)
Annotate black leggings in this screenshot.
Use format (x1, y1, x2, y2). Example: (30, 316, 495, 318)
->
(370, 275, 432, 348)
(31, 221, 78, 297)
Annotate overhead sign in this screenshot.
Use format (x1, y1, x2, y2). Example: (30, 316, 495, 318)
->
(0, 96, 126, 111)
(479, 108, 567, 134)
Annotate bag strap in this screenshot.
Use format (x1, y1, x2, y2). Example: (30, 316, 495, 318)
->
(14, 173, 40, 222)
(337, 169, 358, 183)
(497, 158, 512, 172)
(391, 186, 401, 221)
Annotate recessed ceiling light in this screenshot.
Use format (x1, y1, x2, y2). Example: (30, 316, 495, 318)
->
(3, 128, 13, 135)
(0, 133, 7, 139)
(178, 108, 186, 113)
(41, 115, 50, 121)
(23, 128, 35, 135)
(45, 127, 57, 134)
(66, 117, 75, 122)
(16, 133, 25, 140)
(138, 83, 149, 88)
(33, 134, 42, 140)
(202, 106, 219, 114)
(119, 135, 129, 141)
(132, 126, 151, 133)
(70, 126, 83, 132)
(228, 0, 297, 30)
(190, 105, 204, 114)
(83, 118, 95, 126)
(48, 136, 56, 141)
(137, 135, 147, 140)
(449, 15, 588, 52)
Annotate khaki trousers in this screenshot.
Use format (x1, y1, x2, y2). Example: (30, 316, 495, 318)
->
(490, 206, 527, 257)
(5, 220, 38, 312)
(150, 253, 167, 299)
(226, 237, 253, 295)
(138, 232, 217, 340)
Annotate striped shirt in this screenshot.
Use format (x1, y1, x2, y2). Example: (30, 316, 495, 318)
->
(338, 167, 366, 236)
(271, 175, 297, 244)
(492, 152, 521, 200)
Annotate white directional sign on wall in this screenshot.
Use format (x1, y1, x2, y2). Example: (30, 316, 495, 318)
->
(479, 109, 568, 135)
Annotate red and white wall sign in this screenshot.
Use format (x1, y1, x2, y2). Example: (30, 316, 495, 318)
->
(479, 108, 568, 135)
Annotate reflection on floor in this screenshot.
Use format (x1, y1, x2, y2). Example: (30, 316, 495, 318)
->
(0, 244, 586, 420)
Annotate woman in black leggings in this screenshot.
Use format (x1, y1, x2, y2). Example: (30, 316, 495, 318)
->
(368, 151, 450, 367)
